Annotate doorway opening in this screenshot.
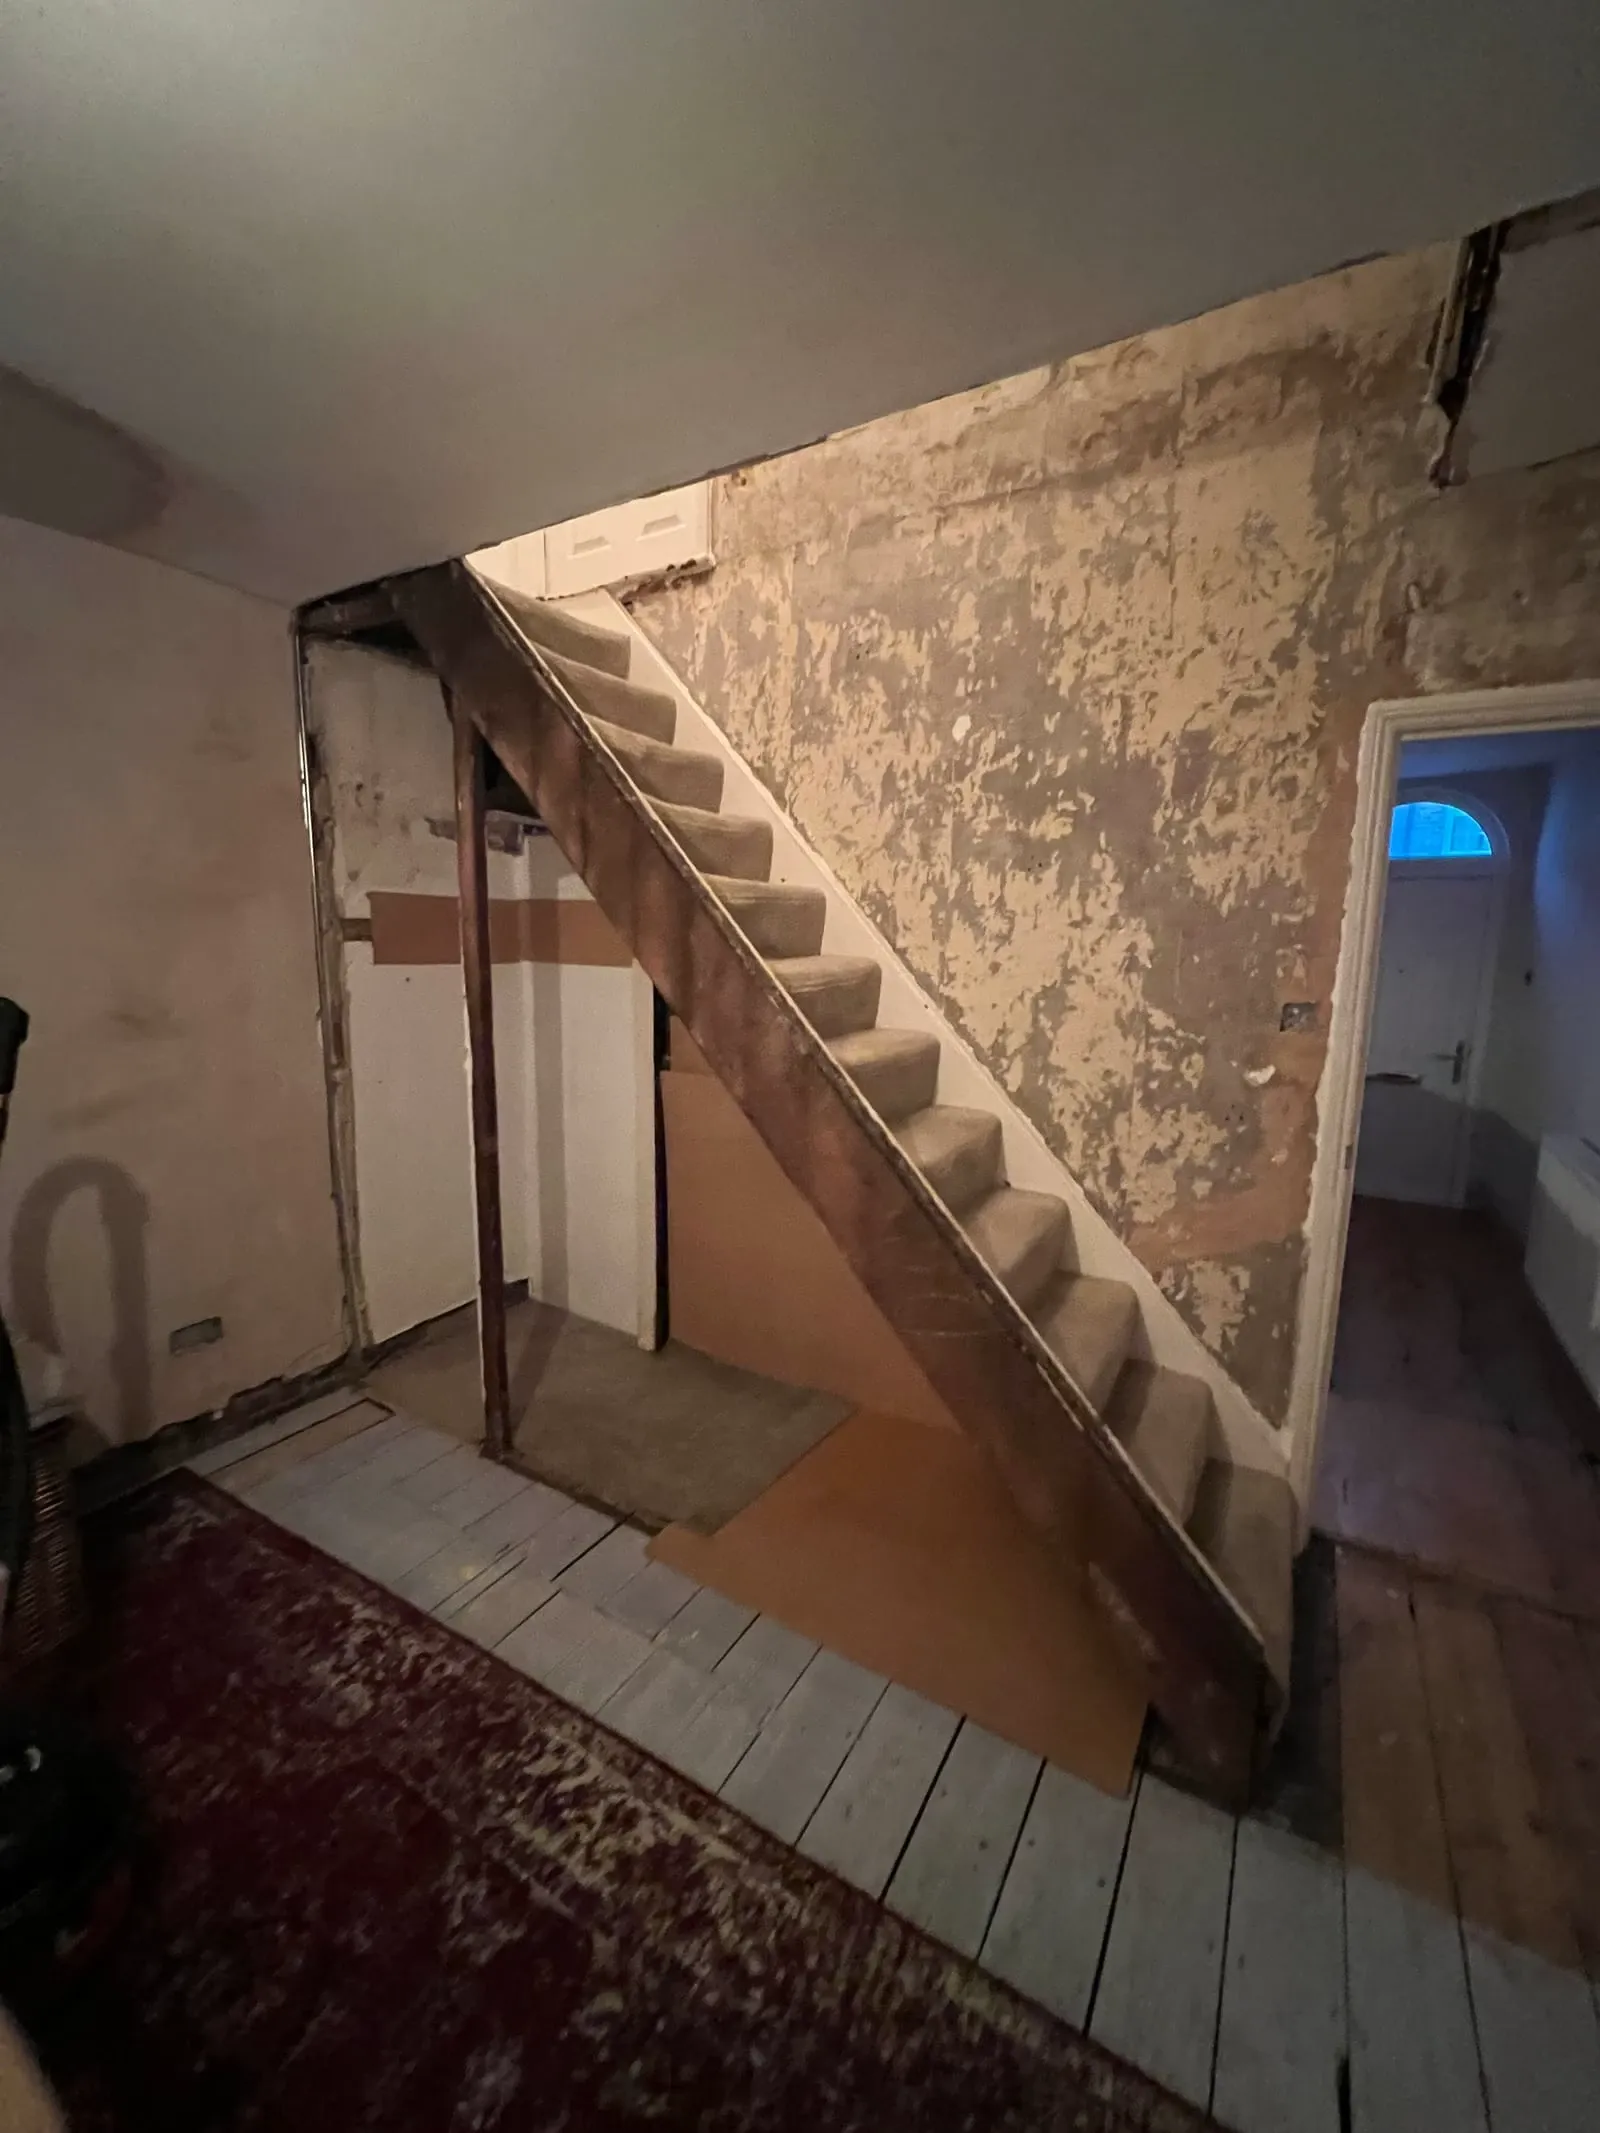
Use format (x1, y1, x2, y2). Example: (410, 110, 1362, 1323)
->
(1303, 685, 1600, 1615)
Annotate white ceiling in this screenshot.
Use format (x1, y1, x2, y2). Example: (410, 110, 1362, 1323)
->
(5, 2, 1600, 603)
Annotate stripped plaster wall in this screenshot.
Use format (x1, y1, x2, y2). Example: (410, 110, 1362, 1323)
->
(630, 248, 1600, 1425)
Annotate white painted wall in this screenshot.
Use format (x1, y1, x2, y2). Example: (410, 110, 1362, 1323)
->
(1529, 735, 1600, 1146)
(304, 641, 655, 1345)
(7, 5, 1600, 598)
(0, 514, 345, 1449)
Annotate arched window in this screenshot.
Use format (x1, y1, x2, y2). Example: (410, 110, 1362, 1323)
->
(1388, 799, 1495, 862)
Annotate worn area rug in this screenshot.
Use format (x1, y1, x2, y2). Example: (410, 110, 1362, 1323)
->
(36, 1476, 1203, 2132)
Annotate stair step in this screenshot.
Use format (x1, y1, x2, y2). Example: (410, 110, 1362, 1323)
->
(546, 651, 677, 745)
(963, 1188, 1069, 1313)
(769, 955, 882, 1039)
(706, 876, 826, 959)
(829, 1028, 940, 1123)
(591, 718, 724, 811)
(1033, 1273, 1140, 1412)
(655, 800, 773, 882)
(1189, 1461, 1296, 1695)
(1104, 1363, 1211, 1525)
(894, 1106, 1003, 1215)
(489, 586, 634, 677)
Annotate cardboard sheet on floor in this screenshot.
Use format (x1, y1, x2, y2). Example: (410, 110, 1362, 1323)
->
(649, 1407, 1146, 1796)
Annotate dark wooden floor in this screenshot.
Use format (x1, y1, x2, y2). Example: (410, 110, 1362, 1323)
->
(1314, 1197, 1600, 1621)
(1330, 1196, 1600, 1457)
(1269, 1190, 1600, 2098)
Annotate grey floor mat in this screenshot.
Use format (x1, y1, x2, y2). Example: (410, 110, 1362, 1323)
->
(366, 1298, 849, 1533)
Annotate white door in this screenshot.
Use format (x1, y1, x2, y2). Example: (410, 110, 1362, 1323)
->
(1354, 868, 1496, 1204)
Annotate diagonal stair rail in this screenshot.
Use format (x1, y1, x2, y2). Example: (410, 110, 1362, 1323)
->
(386, 558, 1275, 1795)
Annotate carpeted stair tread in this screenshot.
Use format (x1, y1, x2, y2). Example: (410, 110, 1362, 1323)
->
(964, 1188, 1069, 1313)
(1033, 1272, 1140, 1413)
(769, 955, 883, 1039)
(1104, 1362, 1212, 1525)
(707, 875, 827, 958)
(591, 718, 725, 810)
(894, 1106, 1003, 1216)
(545, 651, 677, 745)
(1188, 1459, 1295, 1695)
(829, 1027, 940, 1122)
(656, 800, 773, 881)
(491, 586, 634, 677)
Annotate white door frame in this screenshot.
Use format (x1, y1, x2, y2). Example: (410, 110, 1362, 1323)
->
(1288, 675, 1600, 1509)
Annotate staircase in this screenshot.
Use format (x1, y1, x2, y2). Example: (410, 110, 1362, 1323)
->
(384, 559, 1295, 1801)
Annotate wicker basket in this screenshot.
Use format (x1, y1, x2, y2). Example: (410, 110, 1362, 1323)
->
(1, 1417, 88, 1678)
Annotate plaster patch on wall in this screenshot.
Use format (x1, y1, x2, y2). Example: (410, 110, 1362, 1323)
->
(633, 246, 1600, 1422)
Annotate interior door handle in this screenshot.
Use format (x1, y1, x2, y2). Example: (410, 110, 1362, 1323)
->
(1427, 1041, 1469, 1085)
(1366, 1071, 1423, 1086)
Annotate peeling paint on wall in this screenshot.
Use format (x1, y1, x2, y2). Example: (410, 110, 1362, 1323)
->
(632, 247, 1600, 1422)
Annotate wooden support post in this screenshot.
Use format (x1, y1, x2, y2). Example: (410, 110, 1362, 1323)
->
(452, 690, 511, 1459)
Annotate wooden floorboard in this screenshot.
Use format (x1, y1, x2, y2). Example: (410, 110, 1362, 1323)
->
(1413, 1579, 1582, 1968)
(1212, 1818, 1346, 2133)
(798, 1683, 960, 1897)
(980, 1761, 1134, 2028)
(1461, 1927, 1600, 2133)
(1492, 1598, 1600, 1985)
(1345, 1866, 1486, 2133)
(1336, 1550, 1455, 1909)
(1087, 1776, 1236, 2112)
(719, 1649, 886, 1843)
(494, 1590, 653, 1713)
(882, 1722, 1039, 1957)
(186, 1387, 374, 1476)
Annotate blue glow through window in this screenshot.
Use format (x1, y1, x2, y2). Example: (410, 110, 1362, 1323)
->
(1388, 800, 1493, 861)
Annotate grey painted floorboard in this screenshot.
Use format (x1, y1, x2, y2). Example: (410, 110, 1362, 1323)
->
(496, 1591, 654, 1713)
(659, 1617, 820, 1792)
(1463, 1926, 1600, 2133)
(556, 1524, 650, 1606)
(390, 1527, 523, 1613)
(1089, 1776, 1236, 2112)
(799, 1684, 960, 1897)
(598, 1648, 745, 1771)
(655, 1587, 757, 1671)
(1345, 1869, 1486, 2133)
(600, 1558, 699, 1639)
(980, 1762, 1135, 2027)
(393, 1444, 485, 1508)
(1213, 1818, 1346, 2133)
(432, 1461, 533, 1528)
(331, 1423, 460, 1491)
(884, 1722, 1039, 1958)
(518, 1503, 618, 1582)
(719, 1649, 886, 1842)
(449, 1566, 556, 1648)
(468, 1478, 572, 1550)
(186, 1387, 372, 1474)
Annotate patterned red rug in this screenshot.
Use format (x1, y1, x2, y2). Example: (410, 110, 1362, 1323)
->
(33, 1475, 1202, 2131)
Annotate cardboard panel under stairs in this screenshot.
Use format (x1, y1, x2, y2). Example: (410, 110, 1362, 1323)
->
(385, 559, 1295, 1800)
